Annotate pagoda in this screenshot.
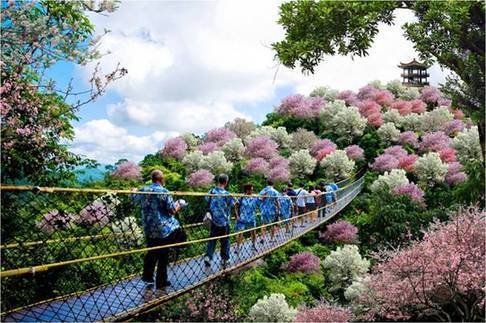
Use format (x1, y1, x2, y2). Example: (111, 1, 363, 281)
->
(398, 58, 429, 87)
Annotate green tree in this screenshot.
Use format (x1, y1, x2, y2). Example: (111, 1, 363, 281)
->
(273, 0, 485, 157)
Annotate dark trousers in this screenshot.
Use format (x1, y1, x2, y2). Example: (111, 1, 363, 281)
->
(143, 233, 175, 287)
(205, 223, 230, 261)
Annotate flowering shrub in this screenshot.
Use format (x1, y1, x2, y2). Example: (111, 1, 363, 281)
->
(438, 147, 457, 163)
(289, 149, 316, 178)
(409, 99, 426, 113)
(200, 151, 233, 175)
(323, 245, 370, 291)
(321, 101, 367, 142)
(337, 90, 360, 107)
(276, 94, 324, 119)
(383, 109, 404, 127)
(310, 86, 339, 101)
(36, 209, 75, 233)
(245, 136, 278, 160)
(398, 131, 419, 148)
(183, 283, 238, 322)
(344, 275, 370, 302)
(370, 154, 399, 172)
(358, 207, 485, 321)
(187, 169, 214, 188)
(419, 85, 442, 105)
(390, 100, 412, 116)
(111, 160, 141, 180)
(319, 150, 355, 181)
(180, 132, 199, 148)
(182, 151, 205, 173)
(377, 122, 400, 144)
(398, 154, 418, 172)
(205, 127, 236, 146)
(445, 162, 468, 186)
(77, 201, 114, 227)
(392, 183, 425, 204)
(296, 302, 353, 323)
(358, 100, 383, 127)
(420, 131, 450, 152)
(420, 107, 454, 132)
(452, 126, 482, 164)
(247, 126, 291, 148)
(414, 152, 448, 185)
(197, 142, 219, 155)
(400, 87, 420, 100)
(283, 251, 321, 274)
(367, 112, 384, 127)
(443, 119, 465, 136)
(370, 169, 409, 193)
(249, 293, 297, 322)
(161, 137, 188, 160)
(268, 156, 290, 182)
(245, 158, 270, 176)
(310, 139, 337, 158)
(344, 145, 364, 161)
(322, 220, 359, 244)
(222, 138, 245, 162)
(450, 108, 465, 120)
(110, 216, 143, 247)
(290, 128, 318, 151)
(401, 113, 423, 132)
(225, 117, 256, 139)
(383, 145, 408, 159)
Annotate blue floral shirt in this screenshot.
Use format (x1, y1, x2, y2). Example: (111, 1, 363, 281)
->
(259, 186, 280, 215)
(206, 187, 235, 227)
(133, 183, 179, 239)
(279, 194, 293, 218)
(237, 197, 259, 224)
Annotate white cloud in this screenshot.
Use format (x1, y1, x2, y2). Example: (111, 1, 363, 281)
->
(70, 119, 178, 164)
(73, 1, 450, 163)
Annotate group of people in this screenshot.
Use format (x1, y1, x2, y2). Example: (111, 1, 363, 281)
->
(134, 169, 338, 289)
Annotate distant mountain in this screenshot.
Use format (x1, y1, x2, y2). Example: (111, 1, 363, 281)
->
(75, 165, 107, 183)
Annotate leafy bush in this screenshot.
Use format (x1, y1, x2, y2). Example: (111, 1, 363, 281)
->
(249, 293, 297, 322)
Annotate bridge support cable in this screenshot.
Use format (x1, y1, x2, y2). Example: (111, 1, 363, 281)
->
(1, 176, 364, 322)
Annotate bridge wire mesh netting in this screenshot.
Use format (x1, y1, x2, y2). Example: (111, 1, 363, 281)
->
(0, 174, 364, 322)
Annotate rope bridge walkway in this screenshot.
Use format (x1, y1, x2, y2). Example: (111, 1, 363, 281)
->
(1, 175, 364, 322)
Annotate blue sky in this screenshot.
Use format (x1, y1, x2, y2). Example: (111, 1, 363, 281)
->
(61, 1, 448, 164)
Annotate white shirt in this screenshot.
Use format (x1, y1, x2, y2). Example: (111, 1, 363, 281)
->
(306, 191, 316, 204)
(296, 189, 308, 208)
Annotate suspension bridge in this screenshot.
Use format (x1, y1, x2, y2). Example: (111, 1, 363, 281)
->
(1, 174, 364, 322)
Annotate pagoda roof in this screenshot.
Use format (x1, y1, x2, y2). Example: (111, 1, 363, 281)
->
(398, 58, 428, 68)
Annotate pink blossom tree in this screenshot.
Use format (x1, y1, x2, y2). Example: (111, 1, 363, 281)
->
(197, 142, 219, 155)
(111, 161, 141, 181)
(420, 131, 451, 152)
(337, 90, 360, 107)
(445, 162, 468, 185)
(245, 136, 278, 160)
(390, 100, 413, 115)
(245, 158, 270, 176)
(161, 137, 188, 160)
(370, 154, 399, 172)
(205, 127, 236, 146)
(358, 206, 485, 322)
(392, 183, 425, 204)
(321, 220, 359, 244)
(282, 251, 321, 274)
(399, 131, 419, 148)
(310, 139, 337, 158)
(187, 169, 214, 188)
(296, 302, 353, 323)
(345, 145, 365, 161)
(398, 154, 418, 173)
(420, 86, 443, 105)
(409, 99, 427, 113)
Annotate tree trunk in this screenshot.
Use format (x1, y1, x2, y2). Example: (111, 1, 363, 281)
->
(478, 119, 486, 162)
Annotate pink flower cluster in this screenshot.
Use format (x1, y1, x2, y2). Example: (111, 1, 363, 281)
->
(161, 137, 187, 160)
(337, 90, 360, 107)
(296, 302, 353, 322)
(358, 85, 394, 106)
(36, 209, 74, 233)
(391, 100, 413, 115)
(245, 158, 269, 176)
(345, 145, 364, 161)
(370, 154, 399, 172)
(205, 127, 235, 146)
(358, 100, 383, 127)
(392, 183, 425, 204)
(443, 119, 465, 135)
(77, 201, 114, 226)
(268, 156, 290, 182)
(187, 169, 214, 188)
(183, 283, 237, 321)
(111, 161, 141, 180)
(197, 142, 219, 155)
(245, 136, 278, 160)
(420, 131, 450, 152)
(321, 220, 359, 244)
(276, 94, 325, 119)
(409, 99, 427, 113)
(445, 162, 468, 185)
(450, 108, 465, 119)
(439, 147, 457, 163)
(420, 86, 443, 105)
(371, 146, 418, 173)
(310, 139, 337, 159)
(283, 251, 321, 274)
(399, 131, 419, 148)
(359, 206, 485, 321)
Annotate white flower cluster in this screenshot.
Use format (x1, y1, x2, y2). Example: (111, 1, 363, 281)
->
(319, 150, 355, 181)
(401, 113, 423, 132)
(385, 80, 419, 100)
(290, 128, 318, 151)
(377, 122, 400, 144)
(310, 86, 339, 101)
(180, 133, 199, 148)
(222, 138, 245, 162)
(323, 245, 370, 291)
(382, 109, 404, 128)
(247, 126, 291, 148)
(182, 151, 233, 174)
(344, 275, 371, 302)
(370, 169, 409, 193)
(452, 126, 482, 164)
(288, 150, 316, 178)
(321, 100, 367, 143)
(249, 293, 297, 322)
(420, 107, 453, 132)
(225, 117, 256, 139)
(110, 217, 144, 247)
(414, 152, 448, 185)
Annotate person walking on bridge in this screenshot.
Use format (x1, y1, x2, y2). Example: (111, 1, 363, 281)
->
(132, 170, 184, 289)
(204, 174, 235, 268)
(259, 179, 280, 244)
(235, 183, 259, 252)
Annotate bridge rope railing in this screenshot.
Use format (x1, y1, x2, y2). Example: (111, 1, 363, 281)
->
(1, 173, 364, 321)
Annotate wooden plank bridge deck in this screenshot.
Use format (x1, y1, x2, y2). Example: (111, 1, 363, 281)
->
(2, 178, 363, 322)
